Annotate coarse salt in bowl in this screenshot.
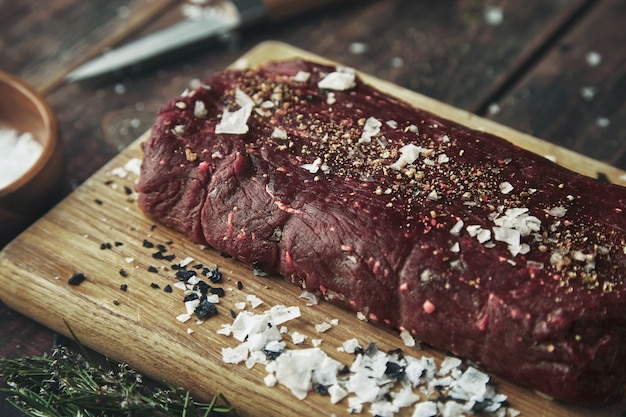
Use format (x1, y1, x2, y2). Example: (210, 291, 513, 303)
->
(0, 70, 63, 246)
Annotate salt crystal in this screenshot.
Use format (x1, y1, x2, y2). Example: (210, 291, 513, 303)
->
(176, 313, 191, 323)
(0, 128, 43, 189)
(342, 338, 361, 353)
(358, 117, 382, 143)
(291, 331, 306, 344)
(318, 67, 356, 91)
(271, 127, 288, 140)
(293, 71, 311, 82)
(124, 157, 142, 175)
(264, 373, 277, 387)
(299, 290, 319, 305)
(328, 384, 348, 403)
(315, 321, 332, 333)
(412, 401, 438, 417)
(246, 294, 263, 308)
(400, 329, 417, 347)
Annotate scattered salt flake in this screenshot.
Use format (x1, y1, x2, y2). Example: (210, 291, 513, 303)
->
(318, 68, 356, 91)
(358, 117, 382, 143)
(356, 311, 368, 321)
(312, 338, 323, 347)
(185, 299, 200, 315)
(124, 257, 134, 263)
(194, 100, 208, 117)
(280, 325, 289, 334)
(299, 290, 319, 305)
(315, 322, 332, 333)
(291, 332, 306, 344)
(215, 88, 254, 134)
(268, 305, 301, 325)
(206, 294, 220, 304)
(342, 338, 361, 353)
(246, 294, 263, 308)
(427, 190, 439, 201)
(222, 343, 249, 364)
(329, 318, 339, 326)
(273, 348, 328, 399)
(186, 328, 194, 334)
(216, 324, 231, 336)
(347, 396, 364, 413)
(450, 242, 460, 253)
(293, 71, 311, 82)
(412, 401, 438, 417)
(124, 157, 142, 175)
(179, 256, 194, 267)
(173, 282, 187, 291)
(301, 157, 322, 174)
(450, 366, 490, 402)
(391, 385, 421, 409)
(450, 219, 464, 235)
(400, 329, 416, 347)
(499, 181, 513, 194)
(176, 313, 191, 323)
(109, 166, 129, 178)
(476, 228, 491, 243)
(235, 301, 246, 310)
(547, 206, 567, 217)
(390, 143, 426, 170)
(438, 356, 463, 376)
(328, 384, 348, 404)
(271, 127, 288, 139)
(264, 373, 277, 387)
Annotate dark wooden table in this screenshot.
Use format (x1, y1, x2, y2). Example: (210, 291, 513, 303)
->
(1, 1, 625, 415)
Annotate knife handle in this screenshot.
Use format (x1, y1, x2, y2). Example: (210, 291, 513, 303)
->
(263, 0, 343, 20)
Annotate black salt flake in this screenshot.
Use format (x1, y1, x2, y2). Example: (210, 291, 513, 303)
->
(68, 272, 87, 286)
(194, 299, 218, 319)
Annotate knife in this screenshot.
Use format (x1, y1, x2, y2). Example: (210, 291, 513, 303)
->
(66, 0, 343, 82)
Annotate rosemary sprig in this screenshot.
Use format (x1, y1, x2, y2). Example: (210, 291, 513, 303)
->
(0, 346, 235, 417)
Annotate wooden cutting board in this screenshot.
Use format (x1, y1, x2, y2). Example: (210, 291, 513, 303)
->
(1, 41, 625, 417)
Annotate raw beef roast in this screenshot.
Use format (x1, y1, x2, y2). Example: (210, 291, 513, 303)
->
(137, 59, 626, 404)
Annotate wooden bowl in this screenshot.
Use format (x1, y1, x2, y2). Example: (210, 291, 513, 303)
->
(0, 71, 63, 247)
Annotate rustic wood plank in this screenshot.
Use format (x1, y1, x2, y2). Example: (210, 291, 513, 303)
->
(1, 42, 625, 417)
(0, 0, 178, 93)
(486, 0, 626, 171)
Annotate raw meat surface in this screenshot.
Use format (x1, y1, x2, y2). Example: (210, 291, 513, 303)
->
(137, 59, 626, 404)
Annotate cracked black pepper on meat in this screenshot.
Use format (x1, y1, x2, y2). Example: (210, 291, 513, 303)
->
(136, 59, 626, 404)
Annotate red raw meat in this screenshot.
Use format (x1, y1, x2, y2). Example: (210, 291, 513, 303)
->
(137, 59, 626, 404)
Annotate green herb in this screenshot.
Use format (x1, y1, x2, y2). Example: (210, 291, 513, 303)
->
(0, 345, 235, 417)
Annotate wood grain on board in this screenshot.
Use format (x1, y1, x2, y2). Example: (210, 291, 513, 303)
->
(1, 42, 625, 417)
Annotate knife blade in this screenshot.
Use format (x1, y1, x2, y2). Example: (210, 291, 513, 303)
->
(66, 0, 342, 82)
